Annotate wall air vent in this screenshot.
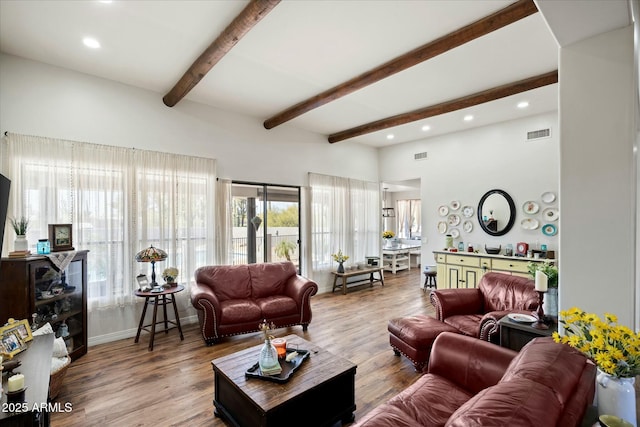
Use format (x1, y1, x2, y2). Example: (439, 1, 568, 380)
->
(526, 128, 551, 141)
(414, 151, 428, 161)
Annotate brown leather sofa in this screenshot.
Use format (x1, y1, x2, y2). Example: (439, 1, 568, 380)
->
(430, 272, 539, 342)
(191, 262, 318, 344)
(353, 332, 596, 427)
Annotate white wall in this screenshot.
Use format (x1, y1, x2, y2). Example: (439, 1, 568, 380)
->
(0, 53, 380, 344)
(379, 112, 560, 268)
(559, 25, 637, 327)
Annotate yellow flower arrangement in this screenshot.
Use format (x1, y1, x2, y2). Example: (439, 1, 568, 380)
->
(553, 307, 640, 378)
(382, 230, 395, 239)
(331, 250, 349, 263)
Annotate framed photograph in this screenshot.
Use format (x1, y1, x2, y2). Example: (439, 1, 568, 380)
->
(1, 330, 27, 357)
(136, 274, 151, 291)
(48, 223, 74, 252)
(0, 318, 32, 343)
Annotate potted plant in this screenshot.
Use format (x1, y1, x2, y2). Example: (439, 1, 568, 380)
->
(528, 261, 558, 317)
(275, 240, 297, 262)
(9, 216, 30, 252)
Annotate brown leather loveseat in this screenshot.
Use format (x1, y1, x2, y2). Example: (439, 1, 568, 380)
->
(353, 332, 596, 427)
(191, 262, 318, 344)
(430, 272, 539, 342)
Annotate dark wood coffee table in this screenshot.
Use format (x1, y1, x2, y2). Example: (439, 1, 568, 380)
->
(211, 334, 357, 427)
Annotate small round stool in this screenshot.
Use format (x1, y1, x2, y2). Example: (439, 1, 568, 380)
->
(423, 267, 437, 290)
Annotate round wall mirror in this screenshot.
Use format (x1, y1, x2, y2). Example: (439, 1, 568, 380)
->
(477, 189, 516, 236)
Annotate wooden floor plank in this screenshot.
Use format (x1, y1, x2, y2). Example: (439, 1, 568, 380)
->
(51, 268, 433, 426)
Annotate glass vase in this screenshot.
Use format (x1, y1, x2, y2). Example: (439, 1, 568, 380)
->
(337, 262, 344, 273)
(596, 368, 637, 427)
(259, 338, 281, 375)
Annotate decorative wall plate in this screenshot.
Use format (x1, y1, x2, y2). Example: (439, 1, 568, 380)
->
(437, 221, 448, 234)
(447, 214, 461, 226)
(462, 206, 474, 218)
(463, 221, 473, 233)
(522, 201, 540, 214)
(438, 205, 449, 216)
(521, 218, 539, 230)
(450, 200, 460, 210)
(542, 224, 557, 236)
(450, 228, 460, 238)
(541, 192, 556, 204)
(542, 208, 559, 221)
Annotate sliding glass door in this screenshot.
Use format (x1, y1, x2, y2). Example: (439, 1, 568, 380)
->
(231, 182, 301, 271)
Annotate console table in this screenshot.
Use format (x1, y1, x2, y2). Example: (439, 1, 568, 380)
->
(331, 266, 384, 295)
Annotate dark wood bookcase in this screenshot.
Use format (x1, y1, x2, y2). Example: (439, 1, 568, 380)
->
(0, 250, 88, 361)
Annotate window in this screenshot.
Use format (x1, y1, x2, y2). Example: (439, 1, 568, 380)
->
(397, 199, 421, 239)
(1, 134, 216, 309)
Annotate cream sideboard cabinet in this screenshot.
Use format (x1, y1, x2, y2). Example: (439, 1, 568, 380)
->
(433, 251, 553, 289)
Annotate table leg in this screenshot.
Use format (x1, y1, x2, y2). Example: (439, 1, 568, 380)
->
(332, 275, 338, 293)
(162, 294, 169, 334)
(342, 276, 347, 295)
(171, 294, 184, 341)
(380, 270, 385, 286)
(369, 272, 374, 287)
(134, 297, 149, 343)
(149, 296, 159, 351)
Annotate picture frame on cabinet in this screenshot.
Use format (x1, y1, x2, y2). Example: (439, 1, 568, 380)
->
(1, 330, 27, 357)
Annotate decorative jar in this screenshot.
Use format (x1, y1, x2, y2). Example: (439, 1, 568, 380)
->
(596, 369, 637, 426)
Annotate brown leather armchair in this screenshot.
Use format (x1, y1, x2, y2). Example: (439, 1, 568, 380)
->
(429, 272, 539, 342)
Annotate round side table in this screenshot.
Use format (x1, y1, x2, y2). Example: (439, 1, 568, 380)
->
(134, 284, 184, 351)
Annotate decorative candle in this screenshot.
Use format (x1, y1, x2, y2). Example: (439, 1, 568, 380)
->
(535, 270, 548, 292)
(271, 337, 287, 359)
(8, 373, 25, 392)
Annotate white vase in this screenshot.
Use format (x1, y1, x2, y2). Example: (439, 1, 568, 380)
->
(596, 368, 637, 426)
(14, 235, 28, 251)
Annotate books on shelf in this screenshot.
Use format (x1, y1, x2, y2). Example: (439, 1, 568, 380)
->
(8, 250, 31, 258)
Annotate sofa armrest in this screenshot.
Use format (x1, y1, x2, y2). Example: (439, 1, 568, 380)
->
(283, 275, 318, 304)
(190, 282, 221, 318)
(428, 332, 517, 395)
(478, 310, 516, 342)
(430, 288, 483, 321)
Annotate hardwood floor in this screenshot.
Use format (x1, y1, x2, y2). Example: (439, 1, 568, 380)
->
(51, 268, 434, 426)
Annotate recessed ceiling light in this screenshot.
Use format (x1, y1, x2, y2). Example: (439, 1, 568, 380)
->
(386, 134, 395, 140)
(421, 125, 431, 132)
(463, 115, 474, 122)
(517, 101, 529, 109)
(83, 37, 101, 49)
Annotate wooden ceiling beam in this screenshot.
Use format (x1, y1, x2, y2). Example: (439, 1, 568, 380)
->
(327, 70, 558, 144)
(163, 0, 281, 108)
(264, 0, 538, 129)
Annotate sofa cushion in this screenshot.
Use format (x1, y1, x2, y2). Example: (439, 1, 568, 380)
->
(249, 262, 297, 299)
(500, 337, 591, 407)
(196, 265, 252, 301)
(256, 295, 298, 319)
(446, 378, 562, 427)
(443, 314, 483, 337)
(352, 404, 429, 427)
(219, 299, 262, 324)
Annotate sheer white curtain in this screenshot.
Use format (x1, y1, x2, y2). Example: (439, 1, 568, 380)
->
(397, 199, 421, 239)
(1, 133, 216, 309)
(215, 178, 233, 265)
(309, 173, 379, 282)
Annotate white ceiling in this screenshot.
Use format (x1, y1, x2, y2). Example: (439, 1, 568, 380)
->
(0, 0, 631, 147)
